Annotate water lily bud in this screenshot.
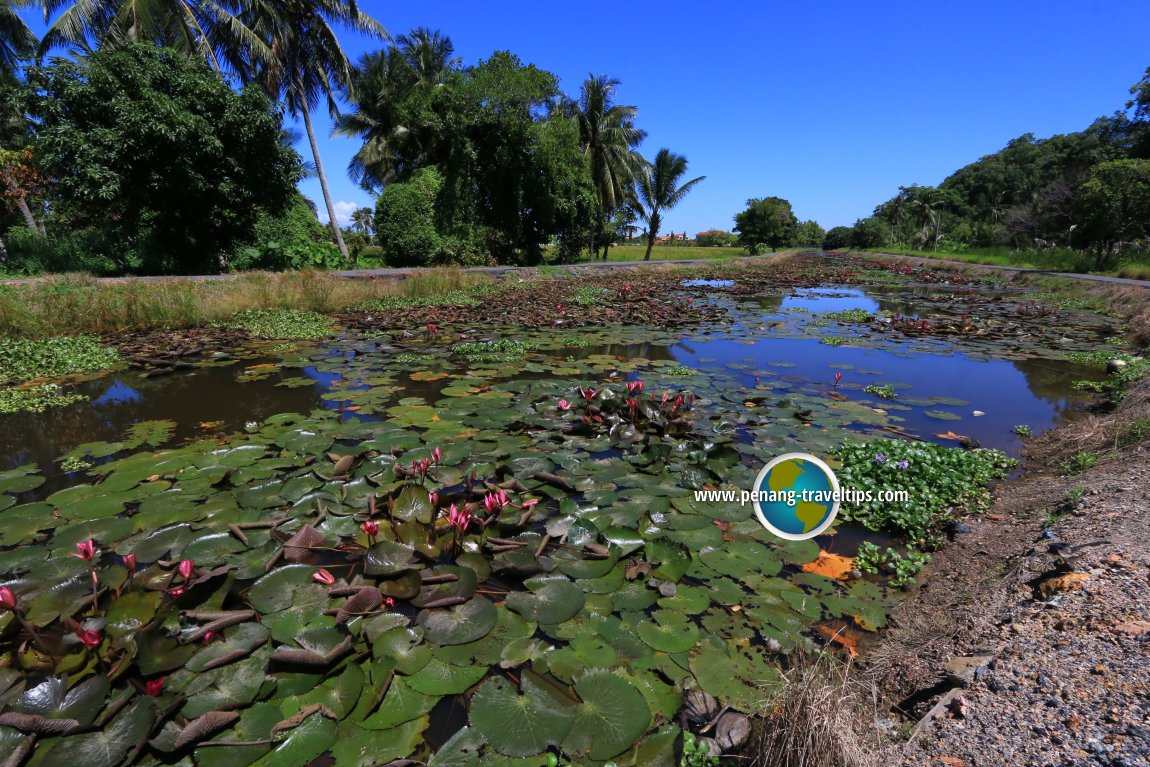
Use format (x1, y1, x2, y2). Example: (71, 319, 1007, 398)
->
(177, 559, 195, 579)
(0, 586, 16, 611)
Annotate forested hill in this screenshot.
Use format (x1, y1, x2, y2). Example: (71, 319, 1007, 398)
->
(839, 66, 1150, 269)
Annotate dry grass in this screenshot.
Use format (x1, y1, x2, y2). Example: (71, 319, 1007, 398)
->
(748, 651, 879, 767)
(0, 268, 493, 338)
(1026, 377, 1150, 470)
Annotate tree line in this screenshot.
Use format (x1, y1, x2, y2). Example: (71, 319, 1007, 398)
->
(832, 67, 1150, 268)
(0, 4, 708, 274)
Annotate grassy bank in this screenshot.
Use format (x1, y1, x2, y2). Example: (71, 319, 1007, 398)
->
(852, 245, 1150, 279)
(0, 268, 493, 338)
(573, 243, 750, 262)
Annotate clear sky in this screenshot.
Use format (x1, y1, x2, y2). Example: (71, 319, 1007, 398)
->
(22, 1, 1150, 234)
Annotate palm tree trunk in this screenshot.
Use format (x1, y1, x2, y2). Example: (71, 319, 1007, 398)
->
(301, 106, 350, 261)
(15, 197, 39, 234)
(643, 233, 655, 261)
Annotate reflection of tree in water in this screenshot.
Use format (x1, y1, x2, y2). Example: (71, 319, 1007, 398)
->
(581, 341, 681, 363)
(1011, 356, 1104, 407)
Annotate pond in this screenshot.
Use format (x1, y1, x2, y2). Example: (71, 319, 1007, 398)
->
(0, 272, 1119, 765)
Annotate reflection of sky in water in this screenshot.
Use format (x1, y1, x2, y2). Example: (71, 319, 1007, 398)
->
(780, 288, 880, 314)
(91, 380, 143, 407)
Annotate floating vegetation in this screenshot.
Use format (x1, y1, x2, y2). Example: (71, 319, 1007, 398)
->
(0, 382, 88, 413)
(819, 336, 849, 346)
(59, 455, 94, 472)
(834, 438, 1016, 551)
(823, 308, 872, 322)
(218, 308, 335, 339)
(863, 384, 897, 399)
(0, 335, 119, 383)
(665, 364, 694, 376)
(571, 285, 610, 305)
(1013, 424, 1033, 437)
(453, 338, 534, 362)
(393, 352, 425, 364)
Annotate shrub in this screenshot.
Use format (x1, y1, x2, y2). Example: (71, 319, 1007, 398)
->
(375, 168, 446, 267)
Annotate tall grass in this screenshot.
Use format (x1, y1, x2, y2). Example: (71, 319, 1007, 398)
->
(859, 245, 1096, 273)
(0, 269, 493, 338)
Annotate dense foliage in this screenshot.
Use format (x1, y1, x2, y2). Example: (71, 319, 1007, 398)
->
(733, 196, 798, 254)
(854, 66, 1150, 268)
(29, 45, 302, 274)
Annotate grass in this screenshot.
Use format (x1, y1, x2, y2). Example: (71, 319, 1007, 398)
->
(0, 268, 494, 338)
(568, 244, 753, 263)
(856, 245, 1150, 278)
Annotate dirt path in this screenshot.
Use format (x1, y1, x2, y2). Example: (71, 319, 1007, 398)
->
(869, 385, 1150, 767)
(5, 250, 1150, 289)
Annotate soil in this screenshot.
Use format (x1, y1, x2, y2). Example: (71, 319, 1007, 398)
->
(867, 380, 1150, 767)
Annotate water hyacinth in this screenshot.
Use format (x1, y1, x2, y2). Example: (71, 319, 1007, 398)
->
(874, 454, 887, 464)
(896, 459, 909, 470)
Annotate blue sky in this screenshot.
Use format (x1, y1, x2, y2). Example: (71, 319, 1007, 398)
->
(23, 1, 1150, 234)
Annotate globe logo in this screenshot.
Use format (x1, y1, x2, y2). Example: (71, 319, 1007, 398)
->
(752, 453, 841, 541)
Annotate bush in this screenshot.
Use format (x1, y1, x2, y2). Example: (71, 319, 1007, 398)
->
(375, 168, 446, 267)
(231, 195, 341, 271)
(822, 226, 852, 250)
(849, 217, 889, 249)
(696, 230, 737, 247)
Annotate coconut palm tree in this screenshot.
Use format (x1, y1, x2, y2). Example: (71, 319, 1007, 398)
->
(563, 74, 646, 258)
(0, 0, 35, 80)
(335, 29, 459, 190)
(38, 0, 267, 72)
(350, 205, 373, 240)
(632, 148, 705, 261)
(247, 0, 387, 261)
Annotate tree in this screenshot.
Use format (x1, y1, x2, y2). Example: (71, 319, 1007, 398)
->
(39, 0, 266, 73)
(248, 0, 386, 261)
(335, 29, 461, 190)
(632, 148, 704, 261)
(30, 44, 301, 274)
(563, 74, 646, 258)
(0, 0, 35, 81)
(733, 197, 797, 254)
(823, 226, 852, 250)
(849, 216, 889, 249)
(374, 166, 444, 267)
(1073, 158, 1150, 268)
(695, 229, 736, 247)
(350, 206, 374, 241)
(793, 220, 825, 247)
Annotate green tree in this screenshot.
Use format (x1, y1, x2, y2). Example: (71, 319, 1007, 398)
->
(563, 74, 646, 258)
(350, 206, 374, 242)
(335, 29, 461, 190)
(248, 0, 387, 261)
(374, 166, 444, 267)
(793, 219, 825, 247)
(632, 148, 704, 261)
(0, 0, 35, 81)
(823, 225, 852, 250)
(733, 196, 797, 254)
(39, 0, 266, 73)
(695, 229, 737, 247)
(30, 44, 301, 274)
(1073, 158, 1150, 268)
(849, 216, 889, 249)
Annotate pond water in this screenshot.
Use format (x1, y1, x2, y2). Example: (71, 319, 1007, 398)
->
(0, 277, 1119, 764)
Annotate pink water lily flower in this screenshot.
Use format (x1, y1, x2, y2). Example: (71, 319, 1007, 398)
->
(168, 586, 185, 599)
(75, 628, 101, 648)
(0, 586, 16, 611)
(177, 559, 195, 579)
(557, 399, 571, 411)
(361, 519, 379, 538)
(446, 504, 472, 533)
(484, 490, 508, 515)
(431, 446, 442, 463)
(429, 491, 439, 508)
(834, 372, 842, 388)
(144, 678, 165, 697)
(627, 381, 644, 394)
(313, 568, 336, 586)
(578, 387, 597, 401)
(123, 553, 137, 573)
(71, 539, 97, 561)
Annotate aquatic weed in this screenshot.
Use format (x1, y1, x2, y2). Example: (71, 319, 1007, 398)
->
(217, 308, 334, 339)
(0, 335, 119, 383)
(0, 383, 88, 413)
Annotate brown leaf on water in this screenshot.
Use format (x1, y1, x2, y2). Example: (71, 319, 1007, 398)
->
(0, 713, 84, 735)
(934, 430, 970, 441)
(332, 454, 355, 476)
(282, 524, 325, 563)
(174, 711, 239, 749)
(197, 420, 226, 430)
(335, 587, 385, 623)
(800, 551, 855, 580)
(410, 371, 450, 381)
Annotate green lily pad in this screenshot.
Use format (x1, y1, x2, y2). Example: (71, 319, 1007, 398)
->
(506, 575, 585, 625)
(563, 669, 651, 761)
(469, 672, 577, 757)
(416, 597, 497, 646)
